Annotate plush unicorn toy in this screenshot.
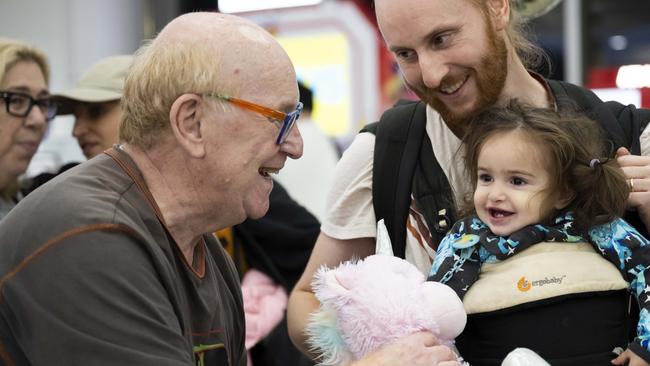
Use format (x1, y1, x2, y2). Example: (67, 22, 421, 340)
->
(305, 220, 551, 366)
(305, 220, 467, 365)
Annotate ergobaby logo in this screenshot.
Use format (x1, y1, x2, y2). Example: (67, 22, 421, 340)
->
(517, 276, 531, 292)
(517, 275, 566, 292)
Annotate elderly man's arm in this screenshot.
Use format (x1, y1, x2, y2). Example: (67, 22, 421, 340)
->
(286, 232, 375, 358)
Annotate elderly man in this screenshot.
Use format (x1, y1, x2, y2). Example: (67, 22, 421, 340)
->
(0, 12, 290, 366)
(288, 0, 650, 365)
(0, 12, 453, 366)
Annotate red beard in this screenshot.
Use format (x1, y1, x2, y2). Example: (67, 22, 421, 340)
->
(406, 23, 508, 132)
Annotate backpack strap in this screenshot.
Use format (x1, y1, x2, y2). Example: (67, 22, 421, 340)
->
(362, 100, 454, 258)
(412, 129, 456, 248)
(361, 101, 425, 258)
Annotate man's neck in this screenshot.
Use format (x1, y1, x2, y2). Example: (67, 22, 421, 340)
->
(499, 55, 553, 109)
(121, 143, 208, 264)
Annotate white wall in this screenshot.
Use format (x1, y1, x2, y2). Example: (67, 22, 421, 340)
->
(0, 0, 146, 175)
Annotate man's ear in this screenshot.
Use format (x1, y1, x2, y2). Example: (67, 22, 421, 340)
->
(487, 0, 510, 32)
(169, 94, 206, 158)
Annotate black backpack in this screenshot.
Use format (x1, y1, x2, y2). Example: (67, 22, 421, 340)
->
(361, 79, 650, 259)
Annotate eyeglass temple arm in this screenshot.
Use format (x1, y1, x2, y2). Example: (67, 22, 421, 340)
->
(227, 97, 286, 121)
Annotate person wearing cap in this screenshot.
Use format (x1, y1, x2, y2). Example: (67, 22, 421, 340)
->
(53, 54, 132, 159)
(0, 38, 55, 220)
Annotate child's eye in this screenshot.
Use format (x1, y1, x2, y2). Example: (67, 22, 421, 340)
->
(478, 173, 492, 183)
(511, 177, 526, 186)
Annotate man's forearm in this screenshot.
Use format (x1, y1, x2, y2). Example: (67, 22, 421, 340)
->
(287, 287, 322, 358)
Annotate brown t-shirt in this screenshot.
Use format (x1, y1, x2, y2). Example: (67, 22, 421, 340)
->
(0, 147, 246, 366)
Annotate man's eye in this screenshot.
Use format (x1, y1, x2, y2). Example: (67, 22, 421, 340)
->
(432, 33, 451, 47)
(395, 50, 415, 61)
(268, 118, 282, 128)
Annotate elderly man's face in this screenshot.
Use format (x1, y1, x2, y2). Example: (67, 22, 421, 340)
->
(376, 0, 508, 129)
(203, 62, 303, 222)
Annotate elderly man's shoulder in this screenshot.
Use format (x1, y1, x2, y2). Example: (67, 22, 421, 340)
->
(0, 154, 164, 268)
(18, 155, 148, 224)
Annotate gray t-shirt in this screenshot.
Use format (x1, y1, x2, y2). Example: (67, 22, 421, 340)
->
(0, 149, 246, 366)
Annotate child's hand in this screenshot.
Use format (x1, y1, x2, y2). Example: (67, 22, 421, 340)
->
(611, 347, 650, 366)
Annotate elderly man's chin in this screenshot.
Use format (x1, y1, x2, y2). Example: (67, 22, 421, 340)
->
(243, 181, 273, 220)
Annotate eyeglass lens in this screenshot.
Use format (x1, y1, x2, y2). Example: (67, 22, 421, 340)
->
(276, 103, 302, 144)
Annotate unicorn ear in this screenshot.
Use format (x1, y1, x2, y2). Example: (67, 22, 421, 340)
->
(375, 219, 394, 256)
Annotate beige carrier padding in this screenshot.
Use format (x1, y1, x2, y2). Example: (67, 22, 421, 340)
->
(463, 242, 628, 315)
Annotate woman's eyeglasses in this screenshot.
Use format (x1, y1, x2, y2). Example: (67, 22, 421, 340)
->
(0, 90, 57, 121)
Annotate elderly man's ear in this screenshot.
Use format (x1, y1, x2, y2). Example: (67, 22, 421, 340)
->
(169, 94, 207, 158)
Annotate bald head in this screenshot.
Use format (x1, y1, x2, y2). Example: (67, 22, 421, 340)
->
(156, 12, 291, 87)
(157, 12, 276, 53)
(120, 12, 297, 148)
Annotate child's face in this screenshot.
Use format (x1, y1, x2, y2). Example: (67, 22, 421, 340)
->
(473, 131, 564, 236)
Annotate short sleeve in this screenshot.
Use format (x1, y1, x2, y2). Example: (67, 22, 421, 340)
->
(321, 132, 377, 240)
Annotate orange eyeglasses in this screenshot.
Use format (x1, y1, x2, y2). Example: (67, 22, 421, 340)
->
(204, 93, 302, 144)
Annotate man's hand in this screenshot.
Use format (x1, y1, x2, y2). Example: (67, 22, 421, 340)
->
(351, 332, 462, 366)
(616, 147, 650, 232)
(611, 347, 650, 366)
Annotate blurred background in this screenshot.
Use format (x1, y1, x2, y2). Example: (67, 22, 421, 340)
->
(1, 0, 649, 177)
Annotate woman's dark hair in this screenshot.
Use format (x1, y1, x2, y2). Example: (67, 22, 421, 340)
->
(461, 100, 629, 226)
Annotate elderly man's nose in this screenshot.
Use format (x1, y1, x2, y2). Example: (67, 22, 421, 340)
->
(281, 124, 303, 159)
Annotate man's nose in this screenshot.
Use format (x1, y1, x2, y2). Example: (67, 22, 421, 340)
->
(280, 123, 303, 160)
(419, 52, 448, 90)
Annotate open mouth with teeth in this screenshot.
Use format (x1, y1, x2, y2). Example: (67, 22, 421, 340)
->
(258, 167, 279, 179)
(439, 75, 469, 95)
(489, 208, 513, 218)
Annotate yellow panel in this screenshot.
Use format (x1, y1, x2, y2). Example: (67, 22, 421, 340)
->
(278, 32, 351, 136)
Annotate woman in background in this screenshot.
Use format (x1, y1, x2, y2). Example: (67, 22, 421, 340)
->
(0, 38, 55, 219)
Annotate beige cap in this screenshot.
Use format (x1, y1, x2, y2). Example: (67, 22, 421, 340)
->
(53, 55, 133, 115)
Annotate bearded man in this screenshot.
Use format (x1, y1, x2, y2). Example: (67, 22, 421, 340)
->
(288, 0, 650, 365)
